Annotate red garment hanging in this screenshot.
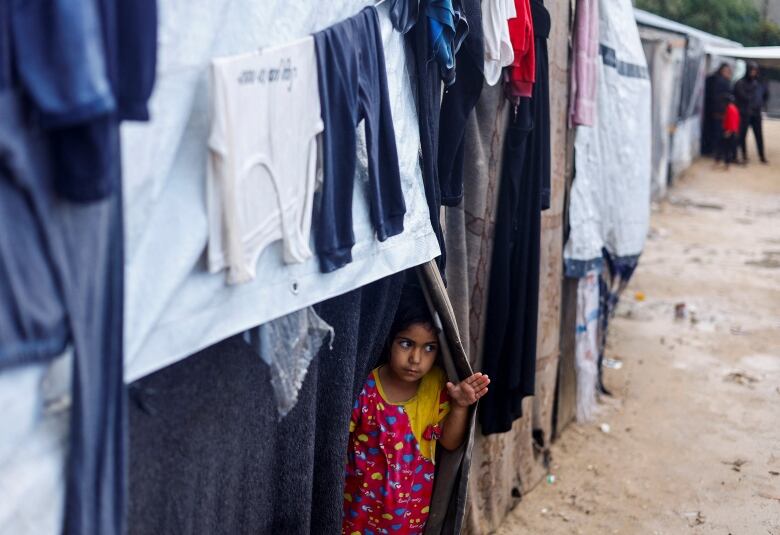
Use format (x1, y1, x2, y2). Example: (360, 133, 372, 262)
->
(506, 0, 535, 99)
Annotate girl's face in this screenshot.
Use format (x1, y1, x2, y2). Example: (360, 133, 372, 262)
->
(388, 322, 438, 383)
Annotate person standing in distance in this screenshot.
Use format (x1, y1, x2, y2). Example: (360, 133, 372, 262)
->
(734, 61, 770, 164)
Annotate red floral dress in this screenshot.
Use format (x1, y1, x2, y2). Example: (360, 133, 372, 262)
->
(342, 366, 450, 535)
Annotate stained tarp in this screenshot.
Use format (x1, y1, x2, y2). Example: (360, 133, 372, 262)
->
(564, 0, 652, 276)
(121, 1, 440, 382)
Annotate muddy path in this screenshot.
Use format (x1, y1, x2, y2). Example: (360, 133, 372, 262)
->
(497, 120, 780, 534)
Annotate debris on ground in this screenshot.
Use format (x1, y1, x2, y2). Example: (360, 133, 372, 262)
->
(723, 371, 759, 386)
(681, 511, 706, 526)
(599, 423, 611, 434)
(730, 325, 749, 335)
(603, 358, 623, 370)
(668, 196, 724, 211)
(674, 302, 687, 320)
(634, 291, 646, 301)
(722, 459, 748, 472)
(745, 250, 780, 269)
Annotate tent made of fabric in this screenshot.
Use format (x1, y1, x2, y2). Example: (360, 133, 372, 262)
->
(704, 46, 780, 68)
(634, 8, 742, 50)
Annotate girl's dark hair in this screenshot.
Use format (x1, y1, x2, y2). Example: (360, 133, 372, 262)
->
(380, 285, 436, 361)
(391, 286, 434, 333)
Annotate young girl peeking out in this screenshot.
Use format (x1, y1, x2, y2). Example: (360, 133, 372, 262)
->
(342, 288, 490, 535)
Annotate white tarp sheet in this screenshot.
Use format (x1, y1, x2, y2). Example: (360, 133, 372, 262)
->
(122, 1, 439, 382)
(564, 0, 652, 276)
(705, 46, 780, 67)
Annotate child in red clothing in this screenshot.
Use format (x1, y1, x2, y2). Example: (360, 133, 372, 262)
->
(342, 288, 489, 535)
(720, 95, 740, 168)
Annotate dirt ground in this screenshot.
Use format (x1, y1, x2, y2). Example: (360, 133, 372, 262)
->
(497, 119, 780, 534)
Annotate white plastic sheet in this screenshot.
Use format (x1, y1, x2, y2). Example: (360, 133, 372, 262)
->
(575, 271, 600, 422)
(121, 2, 439, 382)
(564, 0, 652, 277)
(242, 307, 333, 420)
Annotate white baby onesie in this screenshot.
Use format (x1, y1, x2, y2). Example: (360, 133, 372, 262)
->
(482, 0, 517, 86)
(207, 36, 324, 284)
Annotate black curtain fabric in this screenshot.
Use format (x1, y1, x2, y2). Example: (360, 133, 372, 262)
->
(438, 0, 484, 208)
(128, 274, 404, 534)
(479, 0, 550, 436)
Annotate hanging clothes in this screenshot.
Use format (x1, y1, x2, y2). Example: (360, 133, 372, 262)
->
(479, 0, 550, 436)
(481, 0, 517, 86)
(1, 0, 156, 532)
(0, 90, 127, 535)
(426, 0, 469, 86)
(389, 0, 420, 34)
(406, 1, 445, 274)
(207, 37, 323, 284)
(505, 0, 535, 100)
(569, 0, 599, 126)
(122, 1, 440, 382)
(10, 0, 157, 201)
(401, 0, 470, 276)
(438, 0, 484, 207)
(313, 7, 407, 273)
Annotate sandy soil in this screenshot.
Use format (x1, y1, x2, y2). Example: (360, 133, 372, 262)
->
(497, 120, 780, 534)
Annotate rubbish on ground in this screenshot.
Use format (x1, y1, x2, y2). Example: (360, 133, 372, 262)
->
(668, 196, 724, 211)
(634, 291, 645, 302)
(546, 474, 556, 485)
(681, 511, 706, 526)
(768, 471, 779, 476)
(724, 371, 759, 386)
(599, 423, 611, 434)
(758, 492, 780, 502)
(540, 507, 549, 515)
(722, 459, 748, 472)
(603, 358, 623, 370)
(555, 511, 570, 522)
(674, 302, 687, 319)
(745, 250, 780, 269)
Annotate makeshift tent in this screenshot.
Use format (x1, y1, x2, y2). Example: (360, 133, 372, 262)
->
(705, 45, 780, 67)
(121, 1, 440, 383)
(634, 8, 743, 182)
(0, 0, 583, 532)
(562, 0, 652, 422)
(564, 0, 652, 277)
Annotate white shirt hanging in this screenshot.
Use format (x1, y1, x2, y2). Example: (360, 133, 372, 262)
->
(207, 37, 323, 284)
(482, 0, 516, 85)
